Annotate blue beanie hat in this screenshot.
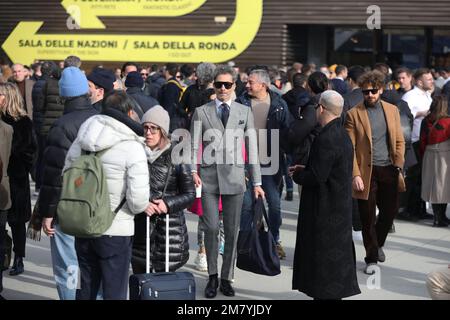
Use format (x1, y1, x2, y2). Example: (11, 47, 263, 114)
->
(59, 66, 89, 97)
(125, 71, 144, 88)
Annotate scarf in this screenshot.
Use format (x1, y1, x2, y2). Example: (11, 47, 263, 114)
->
(148, 142, 171, 164)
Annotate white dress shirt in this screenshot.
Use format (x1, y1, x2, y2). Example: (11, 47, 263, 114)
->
(402, 86, 432, 143)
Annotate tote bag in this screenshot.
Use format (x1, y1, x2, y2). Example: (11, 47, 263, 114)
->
(236, 197, 281, 276)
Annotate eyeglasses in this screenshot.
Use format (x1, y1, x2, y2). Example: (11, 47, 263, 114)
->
(314, 103, 323, 110)
(143, 125, 161, 134)
(362, 88, 379, 95)
(213, 81, 234, 89)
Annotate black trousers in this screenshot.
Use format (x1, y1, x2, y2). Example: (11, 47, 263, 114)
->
(9, 222, 26, 258)
(358, 166, 399, 264)
(0, 210, 8, 292)
(402, 142, 425, 217)
(75, 235, 132, 300)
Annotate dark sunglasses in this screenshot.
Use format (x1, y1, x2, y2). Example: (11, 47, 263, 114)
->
(143, 125, 161, 134)
(214, 81, 234, 89)
(362, 88, 379, 95)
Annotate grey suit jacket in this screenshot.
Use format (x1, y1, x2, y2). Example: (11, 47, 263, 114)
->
(190, 101, 261, 195)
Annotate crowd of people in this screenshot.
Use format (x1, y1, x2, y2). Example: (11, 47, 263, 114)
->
(0, 56, 449, 300)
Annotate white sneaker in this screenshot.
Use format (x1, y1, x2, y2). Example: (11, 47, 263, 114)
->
(194, 253, 207, 272)
(352, 230, 363, 241)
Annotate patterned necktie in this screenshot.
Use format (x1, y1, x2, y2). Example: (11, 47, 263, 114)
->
(221, 103, 229, 128)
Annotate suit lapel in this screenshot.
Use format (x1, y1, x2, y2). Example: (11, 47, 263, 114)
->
(227, 102, 242, 130)
(356, 104, 372, 149)
(204, 101, 224, 144)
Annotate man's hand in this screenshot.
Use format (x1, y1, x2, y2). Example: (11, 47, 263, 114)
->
(42, 217, 55, 237)
(254, 186, 265, 199)
(352, 176, 364, 192)
(288, 165, 305, 177)
(192, 172, 202, 188)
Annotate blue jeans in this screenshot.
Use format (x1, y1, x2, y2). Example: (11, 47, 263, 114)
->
(50, 224, 78, 300)
(240, 175, 282, 243)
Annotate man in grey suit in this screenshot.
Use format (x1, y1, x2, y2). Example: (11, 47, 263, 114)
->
(190, 65, 265, 298)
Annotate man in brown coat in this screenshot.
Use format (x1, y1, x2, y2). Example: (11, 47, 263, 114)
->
(345, 70, 405, 275)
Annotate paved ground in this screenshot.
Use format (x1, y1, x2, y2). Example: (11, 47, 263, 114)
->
(2, 186, 449, 300)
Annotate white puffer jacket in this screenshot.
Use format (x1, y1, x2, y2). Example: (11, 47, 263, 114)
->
(65, 114, 150, 236)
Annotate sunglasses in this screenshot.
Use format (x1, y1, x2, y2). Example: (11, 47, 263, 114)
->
(213, 81, 234, 89)
(314, 103, 324, 110)
(143, 125, 161, 134)
(362, 88, 379, 95)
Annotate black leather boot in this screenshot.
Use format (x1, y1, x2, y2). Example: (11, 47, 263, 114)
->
(9, 256, 24, 276)
(204, 274, 218, 298)
(285, 191, 293, 201)
(432, 204, 449, 227)
(220, 279, 235, 296)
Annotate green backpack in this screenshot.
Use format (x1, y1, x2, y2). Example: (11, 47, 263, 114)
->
(57, 150, 125, 238)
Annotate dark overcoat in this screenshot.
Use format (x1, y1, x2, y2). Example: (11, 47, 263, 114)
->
(292, 118, 360, 299)
(2, 114, 37, 224)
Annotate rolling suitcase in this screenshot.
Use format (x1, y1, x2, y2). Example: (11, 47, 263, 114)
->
(129, 167, 196, 300)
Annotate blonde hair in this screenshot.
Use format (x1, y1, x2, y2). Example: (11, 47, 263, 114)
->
(0, 82, 27, 120)
(158, 128, 171, 149)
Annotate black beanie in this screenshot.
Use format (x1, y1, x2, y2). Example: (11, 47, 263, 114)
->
(87, 68, 115, 93)
(125, 71, 144, 88)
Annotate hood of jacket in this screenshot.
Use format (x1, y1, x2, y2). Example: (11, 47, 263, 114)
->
(76, 110, 145, 153)
(283, 87, 310, 108)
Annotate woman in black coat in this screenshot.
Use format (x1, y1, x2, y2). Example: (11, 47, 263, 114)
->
(0, 83, 37, 276)
(132, 106, 195, 273)
(291, 91, 360, 300)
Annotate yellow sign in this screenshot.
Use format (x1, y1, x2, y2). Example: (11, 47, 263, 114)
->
(61, 0, 208, 29)
(2, 0, 263, 65)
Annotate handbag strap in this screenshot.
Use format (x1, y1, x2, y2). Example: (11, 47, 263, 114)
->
(253, 197, 270, 231)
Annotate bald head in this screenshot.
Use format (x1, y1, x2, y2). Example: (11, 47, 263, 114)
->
(319, 90, 344, 117)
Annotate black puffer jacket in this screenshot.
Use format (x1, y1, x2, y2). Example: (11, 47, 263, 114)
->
(40, 78, 65, 137)
(38, 95, 98, 219)
(32, 76, 48, 133)
(133, 146, 195, 272)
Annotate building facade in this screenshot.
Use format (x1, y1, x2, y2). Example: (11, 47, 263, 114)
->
(1, 0, 450, 69)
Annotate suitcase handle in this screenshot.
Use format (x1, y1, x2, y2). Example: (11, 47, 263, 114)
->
(147, 167, 171, 274)
(146, 212, 170, 273)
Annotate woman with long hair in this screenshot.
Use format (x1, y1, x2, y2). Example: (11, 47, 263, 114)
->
(420, 94, 450, 227)
(0, 82, 37, 275)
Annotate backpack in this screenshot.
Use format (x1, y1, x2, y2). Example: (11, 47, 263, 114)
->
(57, 149, 126, 238)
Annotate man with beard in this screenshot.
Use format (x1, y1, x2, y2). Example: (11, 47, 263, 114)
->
(345, 70, 405, 275)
